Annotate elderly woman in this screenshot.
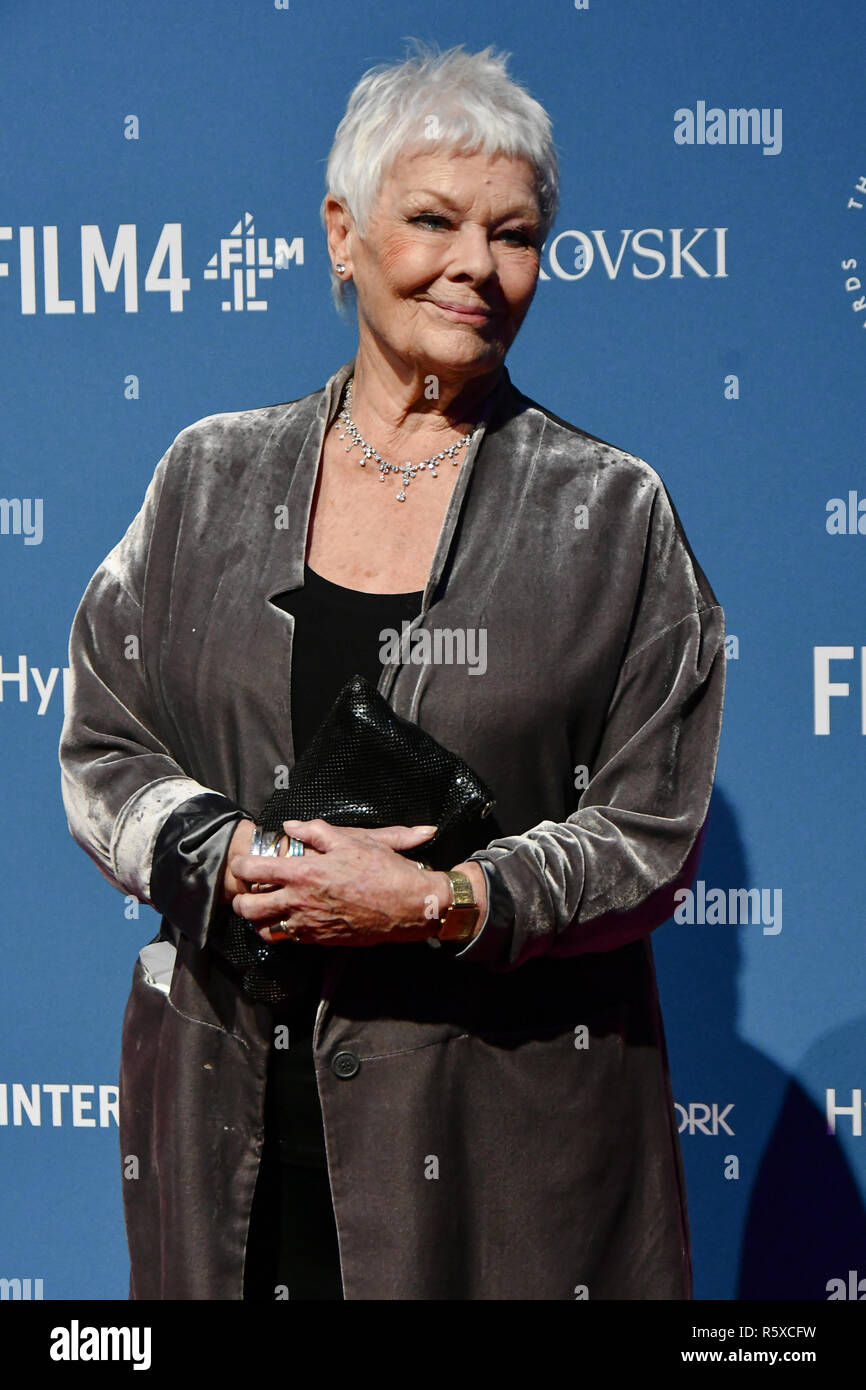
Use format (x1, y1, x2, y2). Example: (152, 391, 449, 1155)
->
(59, 41, 725, 1301)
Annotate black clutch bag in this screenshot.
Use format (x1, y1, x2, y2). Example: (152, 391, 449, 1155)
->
(209, 674, 495, 1003)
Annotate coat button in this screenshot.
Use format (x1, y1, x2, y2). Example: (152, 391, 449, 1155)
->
(331, 1049, 360, 1080)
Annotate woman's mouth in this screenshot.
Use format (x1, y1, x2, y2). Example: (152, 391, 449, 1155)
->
(429, 299, 495, 325)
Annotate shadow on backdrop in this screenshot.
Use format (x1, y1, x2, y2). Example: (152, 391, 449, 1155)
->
(652, 787, 866, 1300)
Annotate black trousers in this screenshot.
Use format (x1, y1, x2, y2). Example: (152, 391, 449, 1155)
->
(243, 996, 344, 1301)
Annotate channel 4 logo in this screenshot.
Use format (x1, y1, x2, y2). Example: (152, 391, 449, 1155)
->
(203, 211, 302, 311)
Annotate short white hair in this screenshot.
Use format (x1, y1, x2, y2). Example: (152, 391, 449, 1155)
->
(321, 39, 560, 314)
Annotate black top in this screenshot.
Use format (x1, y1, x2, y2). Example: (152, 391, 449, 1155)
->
(265, 564, 424, 1166)
(273, 563, 425, 762)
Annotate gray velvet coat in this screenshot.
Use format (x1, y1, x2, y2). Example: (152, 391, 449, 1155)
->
(58, 357, 725, 1301)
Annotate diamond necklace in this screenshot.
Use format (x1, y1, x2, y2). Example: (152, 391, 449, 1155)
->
(336, 376, 478, 502)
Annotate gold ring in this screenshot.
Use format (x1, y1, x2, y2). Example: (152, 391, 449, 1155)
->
(269, 920, 297, 942)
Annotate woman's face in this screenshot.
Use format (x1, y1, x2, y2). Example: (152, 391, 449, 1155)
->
(345, 145, 542, 385)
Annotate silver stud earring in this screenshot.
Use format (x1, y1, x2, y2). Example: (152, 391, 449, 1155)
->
(335, 262, 346, 275)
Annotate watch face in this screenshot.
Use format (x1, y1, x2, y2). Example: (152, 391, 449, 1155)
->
(448, 870, 476, 908)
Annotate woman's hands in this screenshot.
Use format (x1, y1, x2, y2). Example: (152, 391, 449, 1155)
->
(224, 817, 470, 946)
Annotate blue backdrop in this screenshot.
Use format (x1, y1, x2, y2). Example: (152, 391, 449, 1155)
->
(1, 0, 864, 1300)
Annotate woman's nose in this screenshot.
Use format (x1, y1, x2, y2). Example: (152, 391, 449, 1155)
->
(445, 226, 498, 284)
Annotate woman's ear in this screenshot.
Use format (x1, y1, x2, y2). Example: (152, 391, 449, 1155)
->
(323, 194, 354, 274)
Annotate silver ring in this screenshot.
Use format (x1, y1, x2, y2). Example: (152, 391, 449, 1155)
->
(251, 825, 283, 856)
(286, 837, 305, 857)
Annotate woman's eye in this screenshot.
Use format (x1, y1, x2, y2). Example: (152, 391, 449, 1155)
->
(409, 215, 535, 248)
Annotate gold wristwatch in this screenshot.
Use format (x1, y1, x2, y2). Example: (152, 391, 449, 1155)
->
(436, 869, 478, 942)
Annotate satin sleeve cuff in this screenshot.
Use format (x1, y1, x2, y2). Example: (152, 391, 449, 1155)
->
(149, 792, 251, 949)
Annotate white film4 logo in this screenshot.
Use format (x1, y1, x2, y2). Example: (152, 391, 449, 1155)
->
(0, 215, 303, 314)
(204, 211, 303, 312)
